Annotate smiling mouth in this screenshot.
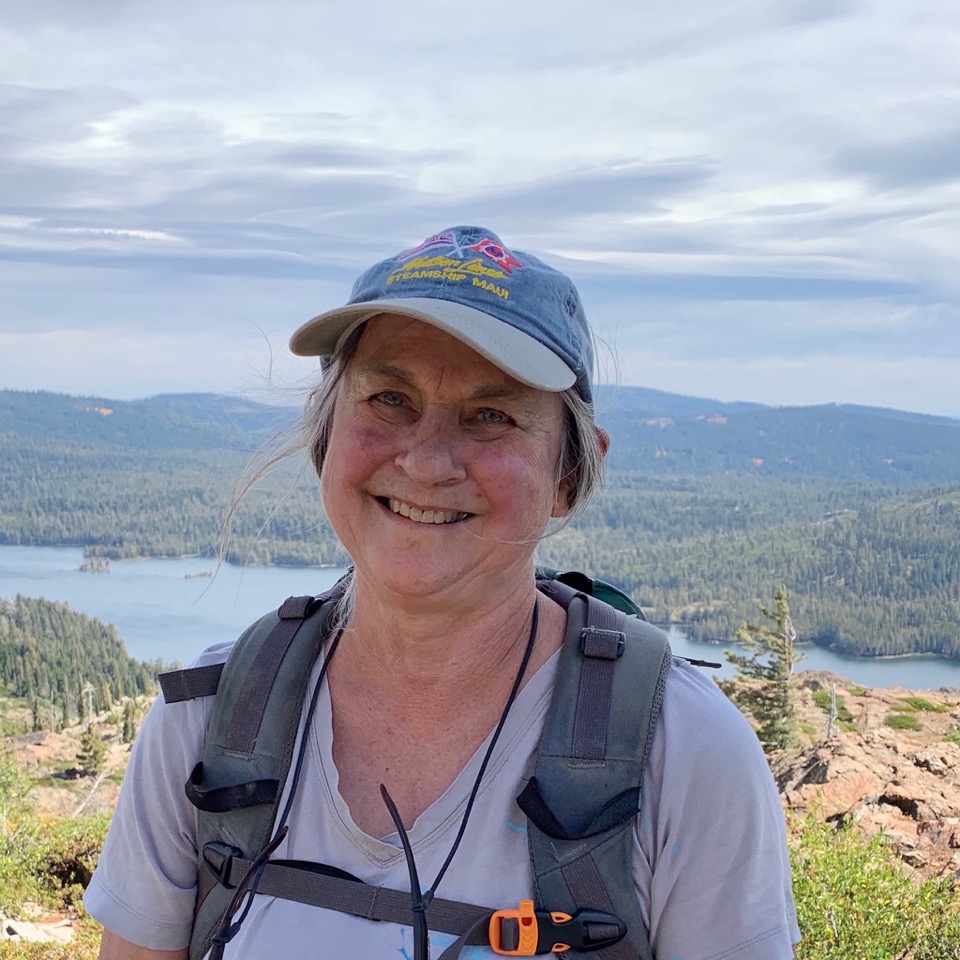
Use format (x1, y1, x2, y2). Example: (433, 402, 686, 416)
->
(380, 497, 471, 525)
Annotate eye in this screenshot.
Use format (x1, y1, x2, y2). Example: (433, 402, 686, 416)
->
(372, 391, 406, 408)
(472, 408, 513, 427)
(367, 390, 416, 422)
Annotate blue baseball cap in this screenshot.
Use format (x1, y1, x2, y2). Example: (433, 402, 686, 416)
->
(289, 225, 595, 402)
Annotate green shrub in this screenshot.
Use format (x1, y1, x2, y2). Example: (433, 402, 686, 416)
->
(0, 748, 108, 960)
(847, 685, 869, 697)
(791, 814, 960, 959)
(0, 811, 110, 914)
(885, 713, 921, 731)
(898, 696, 947, 713)
(811, 690, 854, 722)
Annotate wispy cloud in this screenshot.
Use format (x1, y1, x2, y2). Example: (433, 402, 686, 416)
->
(1, 0, 958, 416)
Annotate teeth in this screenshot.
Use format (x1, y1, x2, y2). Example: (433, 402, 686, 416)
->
(388, 499, 467, 525)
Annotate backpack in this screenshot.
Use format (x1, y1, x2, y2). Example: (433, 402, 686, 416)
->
(158, 572, 675, 960)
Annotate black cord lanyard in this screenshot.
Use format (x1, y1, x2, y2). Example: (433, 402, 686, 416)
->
(383, 601, 540, 960)
(213, 601, 540, 960)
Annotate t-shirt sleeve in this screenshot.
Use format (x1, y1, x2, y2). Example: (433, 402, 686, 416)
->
(83, 643, 232, 950)
(633, 659, 801, 960)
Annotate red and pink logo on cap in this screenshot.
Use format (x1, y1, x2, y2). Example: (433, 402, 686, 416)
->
(469, 238, 524, 275)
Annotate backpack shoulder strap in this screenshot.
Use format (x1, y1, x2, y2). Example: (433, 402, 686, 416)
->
(159, 588, 341, 960)
(521, 579, 672, 960)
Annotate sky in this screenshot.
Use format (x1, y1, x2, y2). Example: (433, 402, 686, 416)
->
(2, 1, 959, 417)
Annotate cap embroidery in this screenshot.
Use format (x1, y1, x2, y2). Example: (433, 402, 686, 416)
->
(469, 238, 524, 275)
(395, 232, 465, 262)
(386, 253, 514, 300)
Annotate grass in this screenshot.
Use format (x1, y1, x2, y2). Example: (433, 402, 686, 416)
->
(885, 712, 922, 731)
(898, 696, 948, 713)
(847, 685, 869, 697)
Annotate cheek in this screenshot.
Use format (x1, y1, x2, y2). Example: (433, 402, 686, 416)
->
(320, 417, 398, 504)
(476, 443, 561, 513)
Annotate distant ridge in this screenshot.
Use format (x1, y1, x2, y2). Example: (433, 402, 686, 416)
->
(595, 384, 767, 417)
(2, 386, 958, 483)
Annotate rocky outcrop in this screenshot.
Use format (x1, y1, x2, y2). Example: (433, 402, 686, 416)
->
(770, 672, 960, 878)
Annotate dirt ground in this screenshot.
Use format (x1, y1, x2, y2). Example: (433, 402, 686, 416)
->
(11, 714, 137, 819)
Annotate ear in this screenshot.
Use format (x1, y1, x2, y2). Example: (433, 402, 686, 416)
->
(596, 427, 611, 458)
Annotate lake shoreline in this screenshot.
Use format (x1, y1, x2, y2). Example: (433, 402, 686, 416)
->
(3, 544, 960, 690)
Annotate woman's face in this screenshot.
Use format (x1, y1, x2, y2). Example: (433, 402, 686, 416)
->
(320, 314, 568, 603)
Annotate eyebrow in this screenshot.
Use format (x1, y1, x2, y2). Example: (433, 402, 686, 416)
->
(356, 361, 528, 402)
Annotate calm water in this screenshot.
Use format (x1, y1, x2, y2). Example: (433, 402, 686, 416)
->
(2, 544, 959, 690)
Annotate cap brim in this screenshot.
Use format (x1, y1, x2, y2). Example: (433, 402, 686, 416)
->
(289, 297, 576, 393)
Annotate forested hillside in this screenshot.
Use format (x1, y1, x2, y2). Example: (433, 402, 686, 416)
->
(539, 477, 960, 656)
(0, 596, 165, 727)
(2, 388, 960, 659)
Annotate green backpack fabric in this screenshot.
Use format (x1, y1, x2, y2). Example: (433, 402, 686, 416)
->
(158, 572, 672, 959)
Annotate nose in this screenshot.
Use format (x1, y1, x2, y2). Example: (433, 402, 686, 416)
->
(394, 410, 467, 486)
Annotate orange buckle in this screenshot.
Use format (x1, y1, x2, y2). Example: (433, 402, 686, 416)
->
(489, 900, 573, 956)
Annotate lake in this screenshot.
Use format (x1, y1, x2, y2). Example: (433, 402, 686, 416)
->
(2, 544, 959, 690)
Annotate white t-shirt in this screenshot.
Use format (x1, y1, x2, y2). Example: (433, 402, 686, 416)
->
(85, 643, 800, 959)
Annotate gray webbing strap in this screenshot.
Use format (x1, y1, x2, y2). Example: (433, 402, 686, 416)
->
(572, 601, 625, 760)
(224, 595, 320, 753)
(190, 588, 343, 960)
(561, 857, 636, 960)
(159, 663, 225, 703)
(526, 580, 670, 960)
(435, 915, 491, 960)
(206, 851, 493, 942)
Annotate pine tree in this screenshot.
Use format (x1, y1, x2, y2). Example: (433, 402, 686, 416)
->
(77, 725, 107, 776)
(121, 700, 138, 744)
(720, 585, 803, 753)
(31, 697, 42, 732)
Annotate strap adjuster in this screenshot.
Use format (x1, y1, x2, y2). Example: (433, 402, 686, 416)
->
(202, 841, 244, 889)
(579, 626, 625, 660)
(489, 900, 627, 955)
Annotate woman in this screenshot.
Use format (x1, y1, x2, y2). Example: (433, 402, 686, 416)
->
(87, 226, 800, 959)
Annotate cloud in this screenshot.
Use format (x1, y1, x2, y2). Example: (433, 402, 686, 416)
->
(1, 0, 959, 417)
(837, 128, 960, 188)
(0, 82, 136, 155)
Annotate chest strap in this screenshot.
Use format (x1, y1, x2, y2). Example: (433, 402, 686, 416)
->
(203, 846, 627, 957)
(204, 845, 491, 941)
